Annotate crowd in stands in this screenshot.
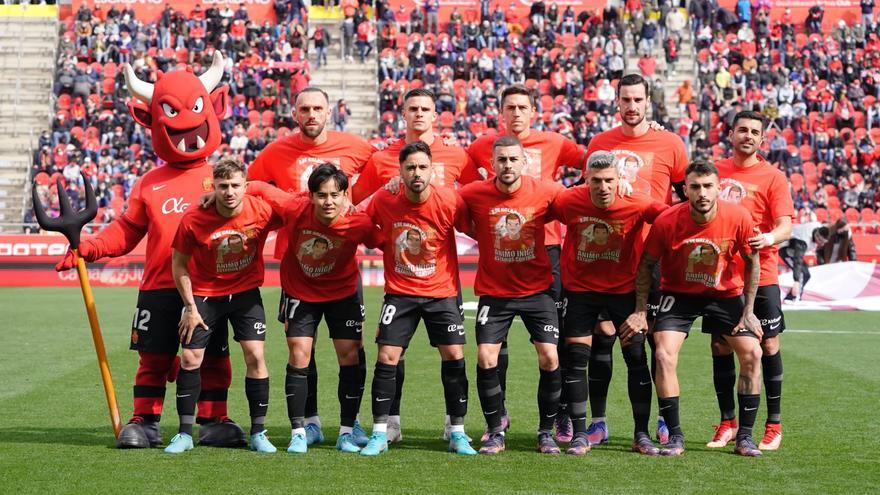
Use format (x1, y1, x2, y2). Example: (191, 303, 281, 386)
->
(30, 1, 311, 228)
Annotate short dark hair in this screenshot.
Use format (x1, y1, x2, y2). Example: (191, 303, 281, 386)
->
(685, 160, 718, 179)
(593, 223, 609, 233)
(616, 73, 650, 98)
(492, 135, 523, 151)
(403, 88, 436, 103)
(732, 110, 768, 131)
(399, 141, 432, 163)
(312, 237, 329, 247)
(308, 163, 348, 192)
(294, 86, 330, 105)
(500, 84, 536, 108)
(213, 157, 247, 179)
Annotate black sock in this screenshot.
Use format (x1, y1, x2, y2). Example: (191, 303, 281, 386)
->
(441, 359, 468, 425)
(713, 353, 737, 421)
(176, 367, 200, 435)
(556, 341, 569, 417)
(305, 349, 318, 418)
(497, 341, 509, 412)
(389, 358, 404, 416)
(245, 377, 269, 436)
(357, 347, 367, 413)
(338, 364, 361, 428)
(588, 334, 615, 419)
(285, 364, 308, 429)
(537, 367, 562, 432)
(563, 343, 591, 434)
(622, 338, 652, 436)
(762, 352, 783, 424)
(647, 333, 660, 415)
(658, 396, 682, 437)
(371, 362, 396, 424)
(737, 394, 761, 440)
(477, 365, 503, 432)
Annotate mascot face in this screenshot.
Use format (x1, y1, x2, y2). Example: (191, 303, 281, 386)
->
(124, 52, 229, 166)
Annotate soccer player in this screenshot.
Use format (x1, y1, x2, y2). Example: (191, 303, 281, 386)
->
(621, 160, 765, 457)
(165, 158, 281, 454)
(466, 84, 586, 441)
(710, 111, 793, 451)
(247, 86, 375, 444)
(359, 141, 477, 457)
(459, 136, 565, 455)
(583, 73, 689, 445)
(550, 151, 668, 455)
(245, 164, 383, 454)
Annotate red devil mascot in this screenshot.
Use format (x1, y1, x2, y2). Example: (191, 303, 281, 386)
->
(56, 52, 246, 448)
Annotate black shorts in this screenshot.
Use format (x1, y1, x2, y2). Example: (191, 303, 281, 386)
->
(476, 291, 559, 345)
(755, 285, 785, 337)
(130, 288, 229, 357)
(282, 292, 365, 340)
(653, 292, 757, 338)
(184, 288, 267, 350)
(562, 291, 637, 339)
(546, 244, 563, 307)
(375, 294, 465, 348)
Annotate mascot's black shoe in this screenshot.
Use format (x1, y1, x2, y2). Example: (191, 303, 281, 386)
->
(116, 417, 162, 448)
(198, 417, 247, 448)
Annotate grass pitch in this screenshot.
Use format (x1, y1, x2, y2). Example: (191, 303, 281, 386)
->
(0, 287, 877, 494)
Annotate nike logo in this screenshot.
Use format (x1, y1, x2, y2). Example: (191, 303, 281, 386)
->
(176, 394, 191, 398)
(767, 395, 781, 400)
(769, 323, 781, 330)
(744, 407, 758, 411)
(458, 398, 467, 403)
(286, 393, 295, 397)
(639, 380, 652, 386)
(458, 330, 465, 336)
(545, 413, 558, 418)
(221, 345, 229, 352)
(564, 379, 581, 384)
(345, 395, 360, 399)
(258, 403, 269, 407)
(152, 184, 167, 191)
(376, 397, 391, 402)
(356, 328, 362, 333)
(256, 328, 267, 335)
(484, 410, 497, 415)
(659, 405, 672, 411)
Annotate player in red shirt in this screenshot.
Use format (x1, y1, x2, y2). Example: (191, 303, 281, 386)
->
(359, 141, 477, 457)
(247, 86, 375, 444)
(246, 164, 383, 454)
(166, 158, 281, 454)
(709, 111, 793, 451)
(466, 84, 586, 440)
(54, 55, 243, 449)
(583, 73, 690, 446)
(458, 136, 565, 455)
(621, 161, 764, 458)
(550, 151, 668, 456)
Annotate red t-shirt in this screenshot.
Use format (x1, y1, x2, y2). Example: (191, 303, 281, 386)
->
(351, 138, 482, 204)
(112, 163, 215, 291)
(585, 127, 689, 204)
(366, 185, 469, 298)
(172, 195, 281, 297)
(551, 190, 668, 293)
(467, 130, 586, 246)
(459, 176, 564, 298)
(250, 182, 383, 302)
(644, 201, 755, 298)
(247, 131, 375, 258)
(716, 157, 794, 286)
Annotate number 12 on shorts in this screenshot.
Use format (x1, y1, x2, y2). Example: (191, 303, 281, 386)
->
(477, 305, 490, 325)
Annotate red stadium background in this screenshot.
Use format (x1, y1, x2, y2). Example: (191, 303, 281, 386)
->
(67, 0, 279, 23)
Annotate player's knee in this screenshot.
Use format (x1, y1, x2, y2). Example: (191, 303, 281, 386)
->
(595, 320, 615, 336)
(710, 335, 732, 356)
(439, 344, 464, 361)
(566, 343, 591, 369)
(181, 349, 204, 370)
(761, 336, 780, 355)
(290, 347, 311, 368)
(335, 343, 360, 366)
(739, 344, 763, 373)
(536, 345, 559, 371)
(654, 347, 677, 371)
(477, 346, 499, 368)
(377, 346, 401, 365)
(242, 346, 266, 371)
(621, 341, 647, 368)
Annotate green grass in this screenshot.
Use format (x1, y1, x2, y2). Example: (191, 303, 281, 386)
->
(1, 287, 878, 494)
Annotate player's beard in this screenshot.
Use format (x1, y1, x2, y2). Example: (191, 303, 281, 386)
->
(622, 111, 644, 127)
(299, 120, 326, 138)
(691, 197, 715, 214)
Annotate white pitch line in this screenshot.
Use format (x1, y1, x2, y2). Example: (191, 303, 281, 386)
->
(462, 316, 878, 335)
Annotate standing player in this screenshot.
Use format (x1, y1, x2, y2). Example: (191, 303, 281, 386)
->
(550, 151, 668, 455)
(459, 136, 565, 455)
(621, 161, 765, 457)
(55, 58, 244, 449)
(247, 86, 375, 445)
(359, 141, 477, 457)
(709, 111, 793, 451)
(466, 84, 586, 441)
(166, 158, 280, 454)
(583, 73, 689, 445)
(349, 88, 482, 443)
(246, 164, 383, 454)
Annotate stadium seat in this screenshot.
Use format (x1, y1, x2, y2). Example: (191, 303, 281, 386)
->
(815, 207, 828, 222)
(827, 196, 841, 210)
(248, 110, 261, 127)
(861, 208, 876, 223)
(846, 208, 861, 223)
(261, 110, 275, 128)
(790, 173, 804, 192)
(57, 94, 71, 111)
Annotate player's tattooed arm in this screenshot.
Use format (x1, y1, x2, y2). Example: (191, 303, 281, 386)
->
(621, 253, 658, 342)
(734, 249, 763, 339)
(172, 249, 208, 344)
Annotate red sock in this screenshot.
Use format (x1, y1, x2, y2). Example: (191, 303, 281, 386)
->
(132, 352, 176, 421)
(197, 354, 232, 422)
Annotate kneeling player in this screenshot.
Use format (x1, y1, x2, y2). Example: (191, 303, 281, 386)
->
(622, 161, 764, 457)
(551, 151, 668, 455)
(165, 158, 281, 454)
(248, 164, 382, 453)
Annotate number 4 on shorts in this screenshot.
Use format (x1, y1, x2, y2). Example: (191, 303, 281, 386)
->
(477, 305, 490, 325)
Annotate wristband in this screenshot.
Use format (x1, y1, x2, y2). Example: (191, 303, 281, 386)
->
(761, 232, 775, 246)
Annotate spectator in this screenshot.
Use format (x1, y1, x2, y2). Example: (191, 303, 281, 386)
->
(332, 99, 351, 131)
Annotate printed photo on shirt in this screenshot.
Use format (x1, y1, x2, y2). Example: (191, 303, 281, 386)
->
(492, 208, 536, 262)
(719, 178, 748, 205)
(295, 156, 341, 191)
(684, 240, 722, 288)
(297, 230, 339, 278)
(522, 147, 543, 179)
(575, 217, 621, 263)
(213, 229, 256, 273)
(611, 150, 653, 196)
(392, 223, 436, 278)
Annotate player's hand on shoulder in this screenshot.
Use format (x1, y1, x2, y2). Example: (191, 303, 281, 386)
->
(748, 227, 773, 250)
(178, 305, 208, 344)
(199, 192, 215, 208)
(617, 178, 633, 197)
(384, 176, 403, 195)
(648, 120, 665, 131)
